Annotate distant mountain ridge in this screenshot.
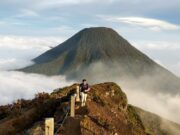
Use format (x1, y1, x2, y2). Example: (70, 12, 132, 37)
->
(20, 27, 180, 95)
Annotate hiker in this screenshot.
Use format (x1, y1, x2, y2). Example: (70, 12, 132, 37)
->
(80, 79, 90, 107)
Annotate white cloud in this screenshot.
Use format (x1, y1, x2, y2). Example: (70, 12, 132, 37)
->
(169, 62, 180, 77)
(81, 23, 99, 28)
(39, 0, 115, 6)
(145, 43, 180, 50)
(125, 87, 180, 123)
(154, 59, 165, 66)
(0, 35, 64, 50)
(0, 71, 74, 105)
(132, 41, 180, 50)
(0, 35, 75, 105)
(24, 0, 118, 10)
(0, 58, 33, 70)
(131, 40, 180, 77)
(0, 35, 66, 70)
(99, 16, 179, 31)
(0, 19, 29, 27)
(16, 9, 39, 17)
(50, 26, 76, 35)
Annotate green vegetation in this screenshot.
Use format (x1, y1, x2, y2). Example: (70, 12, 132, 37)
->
(0, 92, 58, 135)
(1, 82, 179, 135)
(92, 91, 106, 106)
(127, 105, 145, 129)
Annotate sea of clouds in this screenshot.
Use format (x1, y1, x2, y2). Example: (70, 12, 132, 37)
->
(0, 35, 74, 105)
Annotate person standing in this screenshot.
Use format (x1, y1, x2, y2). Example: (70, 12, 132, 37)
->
(80, 79, 90, 107)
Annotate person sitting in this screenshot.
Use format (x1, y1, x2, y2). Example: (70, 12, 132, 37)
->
(80, 79, 90, 107)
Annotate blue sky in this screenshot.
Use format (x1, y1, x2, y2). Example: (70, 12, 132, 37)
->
(0, 0, 180, 76)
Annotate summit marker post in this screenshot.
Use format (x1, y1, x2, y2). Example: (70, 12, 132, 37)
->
(45, 118, 54, 135)
(76, 85, 80, 102)
(70, 95, 75, 117)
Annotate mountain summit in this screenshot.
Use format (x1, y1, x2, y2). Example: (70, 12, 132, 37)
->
(21, 27, 156, 75)
(0, 82, 179, 135)
(20, 27, 180, 94)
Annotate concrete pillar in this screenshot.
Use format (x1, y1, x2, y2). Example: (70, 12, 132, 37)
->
(70, 95, 75, 117)
(45, 118, 54, 135)
(76, 85, 80, 102)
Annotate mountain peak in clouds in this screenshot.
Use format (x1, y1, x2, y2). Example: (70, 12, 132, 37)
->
(33, 27, 139, 64)
(21, 27, 155, 75)
(20, 27, 180, 95)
